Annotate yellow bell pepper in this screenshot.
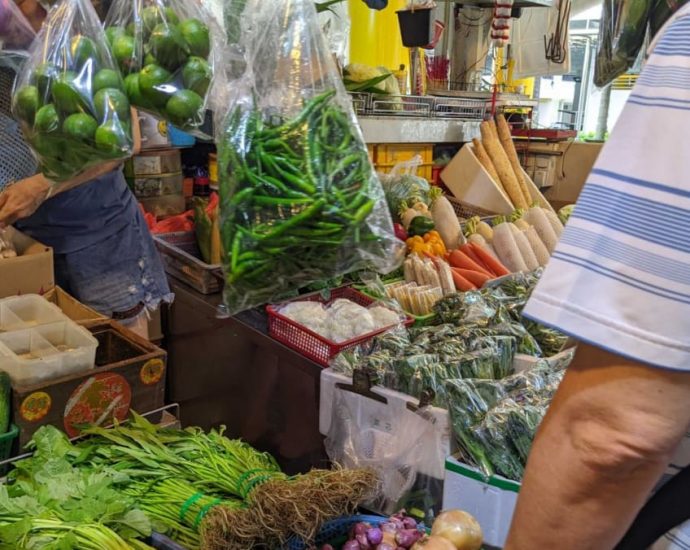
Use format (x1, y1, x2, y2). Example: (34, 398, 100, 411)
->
(406, 231, 447, 257)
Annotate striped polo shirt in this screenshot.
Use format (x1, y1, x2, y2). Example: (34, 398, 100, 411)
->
(524, 5, 690, 372)
(524, 6, 690, 549)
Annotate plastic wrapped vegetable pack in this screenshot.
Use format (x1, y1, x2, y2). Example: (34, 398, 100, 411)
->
(216, 0, 403, 314)
(103, 0, 216, 131)
(12, 0, 133, 181)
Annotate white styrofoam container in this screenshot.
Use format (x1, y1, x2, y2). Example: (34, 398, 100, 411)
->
(320, 368, 453, 478)
(443, 455, 521, 548)
(441, 144, 555, 215)
(0, 294, 68, 332)
(513, 347, 576, 374)
(0, 321, 98, 385)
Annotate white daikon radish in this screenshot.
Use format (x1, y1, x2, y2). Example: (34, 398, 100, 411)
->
(513, 218, 530, 231)
(468, 233, 500, 260)
(544, 208, 564, 238)
(493, 223, 528, 272)
(524, 226, 550, 266)
(524, 207, 558, 253)
(508, 223, 539, 271)
(430, 188, 464, 248)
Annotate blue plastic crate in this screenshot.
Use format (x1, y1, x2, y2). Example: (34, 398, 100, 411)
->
(286, 515, 387, 550)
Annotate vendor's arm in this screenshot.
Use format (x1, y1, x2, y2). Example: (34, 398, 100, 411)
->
(0, 109, 141, 227)
(506, 9, 690, 549)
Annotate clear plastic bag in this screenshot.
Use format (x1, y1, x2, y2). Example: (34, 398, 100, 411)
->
(215, 0, 403, 314)
(0, 228, 17, 259)
(0, 0, 36, 52)
(324, 385, 445, 517)
(595, 0, 653, 87)
(12, 0, 134, 182)
(103, 0, 217, 132)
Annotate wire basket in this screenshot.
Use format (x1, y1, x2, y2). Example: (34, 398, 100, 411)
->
(285, 514, 388, 550)
(266, 287, 413, 367)
(447, 196, 496, 221)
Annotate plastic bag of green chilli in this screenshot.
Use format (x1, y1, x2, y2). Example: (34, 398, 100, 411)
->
(103, 0, 218, 133)
(215, 0, 404, 314)
(12, 0, 134, 182)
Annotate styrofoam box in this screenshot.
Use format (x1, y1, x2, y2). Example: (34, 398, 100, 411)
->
(443, 455, 521, 548)
(441, 144, 555, 216)
(0, 321, 98, 385)
(0, 295, 68, 332)
(320, 368, 453, 478)
(513, 347, 576, 374)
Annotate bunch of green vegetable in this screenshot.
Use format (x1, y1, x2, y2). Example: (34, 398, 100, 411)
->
(13, 0, 133, 181)
(218, 89, 400, 313)
(104, 0, 213, 130)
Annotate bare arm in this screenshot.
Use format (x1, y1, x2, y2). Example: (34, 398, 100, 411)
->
(0, 109, 141, 227)
(505, 344, 690, 550)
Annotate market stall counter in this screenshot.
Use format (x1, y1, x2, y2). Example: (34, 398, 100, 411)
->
(164, 279, 328, 475)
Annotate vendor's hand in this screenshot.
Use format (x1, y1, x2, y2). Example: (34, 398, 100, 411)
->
(0, 175, 50, 228)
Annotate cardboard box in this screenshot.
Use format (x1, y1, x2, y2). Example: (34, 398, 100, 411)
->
(13, 319, 166, 446)
(43, 287, 106, 325)
(443, 456, 521, 548)
(441, 144, 554, 216)
(0, 228, 53, 299)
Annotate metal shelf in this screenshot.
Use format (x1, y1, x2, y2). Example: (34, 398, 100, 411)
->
(454, 0, 553, 6)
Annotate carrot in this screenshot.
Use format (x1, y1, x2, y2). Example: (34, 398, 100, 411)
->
(451, 270, 477, 292)
(469, 242, 510, 277)
(453, 267, 492, 288)
(459, 243, 492, 274)
(448, 249, 493, 277)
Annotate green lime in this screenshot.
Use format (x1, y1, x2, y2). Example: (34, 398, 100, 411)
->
(34, 104, 59, 134)
(142, 6, 180, 32)
(32, 133, 64, 159)
(139, 64, 173, 108)
(179, 19, 210, 59)
(68, 35, 99, 69)
(52, 71, 88, 115)
(33, 63, 59, 99)
(144, 52, 157, 66)
(93, 88, 130, 120)
(63, 113, 98, 142)
(14, 85, 40, 124)
(149, 23, 189, 71)
(95, 120, 130, 156)
(93, 69, 123, 93)
(182, 56, 211, 96)
(113, 34, 137, 74)
(166, 89, 203, 127)
(123, 73, 151, 109)
(105, 26, 127, 47)
(126, 21, 136, 37)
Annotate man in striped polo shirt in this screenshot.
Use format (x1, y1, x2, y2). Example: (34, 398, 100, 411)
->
(505, 5, 690, 550)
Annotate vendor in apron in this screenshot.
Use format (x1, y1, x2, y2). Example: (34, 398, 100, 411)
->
(0, 0, 172, 338)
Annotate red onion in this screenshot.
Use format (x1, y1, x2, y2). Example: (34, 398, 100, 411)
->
(381, 522, 397, 534)
(354, 522, 370, 537)
(402, 517, 418, 530)
(376, 544, 395, 550)
(343, 541, 361, 550)
(396, 529, 422, 548)
(367, 527, 383, 545)
(356, 533, 372, 550)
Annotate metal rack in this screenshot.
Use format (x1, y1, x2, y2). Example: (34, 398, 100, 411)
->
(348, 92, 487, 121)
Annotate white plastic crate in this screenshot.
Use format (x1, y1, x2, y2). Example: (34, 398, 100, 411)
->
(0, 321, 98, 385)
(0, 295, 67, 332)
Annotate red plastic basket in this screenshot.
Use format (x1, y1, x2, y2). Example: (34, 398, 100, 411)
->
(266, 287, 413, 367)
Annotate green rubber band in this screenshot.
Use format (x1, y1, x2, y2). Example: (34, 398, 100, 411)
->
(241, 474, 274, 499)
(235, 469, 276, 497)
(194, 498, 222, 528)
(179, 492, 205, 522)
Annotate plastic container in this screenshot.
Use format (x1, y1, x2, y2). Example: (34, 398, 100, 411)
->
(266, 287, 414, 367)
(0, 321, 98, 385)
(128, 173, 184, 199)
(0, 295, 67, 332)
(397, 7, 435, 48)
(286, 515, 388, 550)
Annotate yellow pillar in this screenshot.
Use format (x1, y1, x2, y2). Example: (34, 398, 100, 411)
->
(349, 0, 408, 72)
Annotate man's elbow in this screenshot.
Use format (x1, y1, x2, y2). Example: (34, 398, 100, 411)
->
(567, 407, 679, 480)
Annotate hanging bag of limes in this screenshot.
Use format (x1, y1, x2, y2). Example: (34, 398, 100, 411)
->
(12, 0, 134, 182)
(103, 0, 215, 133)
